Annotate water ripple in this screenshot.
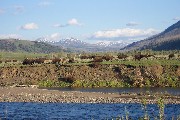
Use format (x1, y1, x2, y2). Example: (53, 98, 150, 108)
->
(0, 103, 179, 120)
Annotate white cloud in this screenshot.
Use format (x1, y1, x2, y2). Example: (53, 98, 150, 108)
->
(68, 18, 82, 26)
(90, 28, 159, 41)
(39, 1, 52, 6)
(20, 23, 39, 30)
(53, 24, 69, 28)
(93, 28, 157, 38)
(50, 33, 60, 40)
(0, 34, 23, 39)
(54, 18, 83, 28)
(173, 17, 180, 21)
(68, 18, 78, 25)
(42, 33, 61, 41)
(126, 22, 139, 26)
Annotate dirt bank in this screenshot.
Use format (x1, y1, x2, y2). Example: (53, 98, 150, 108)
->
(0, 64, 180, 87)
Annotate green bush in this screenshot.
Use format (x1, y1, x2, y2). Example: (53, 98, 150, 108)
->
(71, 80, 128, 88)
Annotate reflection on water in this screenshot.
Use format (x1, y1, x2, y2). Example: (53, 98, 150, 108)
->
(43, 87, 180, 95)
(0, 103, 180, 119)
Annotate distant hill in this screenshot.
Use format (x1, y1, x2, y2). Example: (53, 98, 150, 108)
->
(37, 37, 128, 52)
(122, 21, 180, 51)
(0, 39, 64, 53)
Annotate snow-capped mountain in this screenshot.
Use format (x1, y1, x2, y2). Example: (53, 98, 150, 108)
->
(36, 37, 129, 52)
(37, 37, 87, 46)
(55, 38, 88, 47)
(95, 41, 129, 47)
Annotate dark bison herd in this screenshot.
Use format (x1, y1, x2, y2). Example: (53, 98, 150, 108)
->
(22, 58, 68, 65)
(80, 53, 178, 62)
(0, 53, 178, 65)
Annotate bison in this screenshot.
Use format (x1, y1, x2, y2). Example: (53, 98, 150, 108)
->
(23, 58, 51, 65)
(12, 59, 18, 62)
(22, 58, 35, 65)
(117, 53, 128, 60)
(52, 58, 62, 64)
(134, 54, 155, 61)
(35, 58, 46, 64)
(102, 55, 114, 61)
(168, 54, 175, 60)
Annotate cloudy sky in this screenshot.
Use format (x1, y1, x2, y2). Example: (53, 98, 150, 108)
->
(0, 0, 180, 43)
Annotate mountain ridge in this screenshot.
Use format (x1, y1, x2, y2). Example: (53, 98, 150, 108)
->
(37, 37, 129, 52)
(122, 21, 180, 51)
(0, 39, 65, 53)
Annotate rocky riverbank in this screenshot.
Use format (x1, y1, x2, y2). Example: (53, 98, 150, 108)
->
(0, 87, 179, 104)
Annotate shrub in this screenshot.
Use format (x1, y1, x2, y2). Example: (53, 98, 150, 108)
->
(38, 80, 54, 87)
(71, 80, 83, 87)
(157, 97, 165, 120)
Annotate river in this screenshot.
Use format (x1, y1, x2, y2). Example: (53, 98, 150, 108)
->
(0, 87, 180, 119)
(0, 102, 180, 119)
(44, 87, 180, 95)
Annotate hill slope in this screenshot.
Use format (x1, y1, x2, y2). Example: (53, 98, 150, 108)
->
(0, 39, 64, 53)
(122, 21, 180, 51)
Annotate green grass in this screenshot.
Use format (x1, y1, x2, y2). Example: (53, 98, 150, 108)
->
(66, 62, 91, 66)
(66, 59, 180, 66)
(0, 51, 180, 66)
(101, 59, 180, 66)
(0, 51, 49, 61)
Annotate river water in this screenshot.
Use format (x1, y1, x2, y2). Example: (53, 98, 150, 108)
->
(0, 88, 180, 119)
(44, 87, 180, 95)
(0, 102, 180, 120)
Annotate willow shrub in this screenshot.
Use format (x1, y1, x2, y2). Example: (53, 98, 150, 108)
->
(38, 79, 132, 88)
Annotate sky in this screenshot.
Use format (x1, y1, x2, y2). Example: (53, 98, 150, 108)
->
(0, 0, 180, 44)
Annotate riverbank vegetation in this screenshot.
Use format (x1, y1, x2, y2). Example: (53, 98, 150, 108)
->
(38, 79, 131, 88)
(38, 71, 180, 88)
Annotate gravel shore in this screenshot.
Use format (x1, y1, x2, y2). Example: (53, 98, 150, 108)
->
(0, 87, 179, 104)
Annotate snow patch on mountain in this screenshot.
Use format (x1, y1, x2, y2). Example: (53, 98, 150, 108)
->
(36, 37, 130, 52)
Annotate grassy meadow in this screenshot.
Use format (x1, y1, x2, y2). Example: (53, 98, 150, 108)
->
(0, 51, 49, 61)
